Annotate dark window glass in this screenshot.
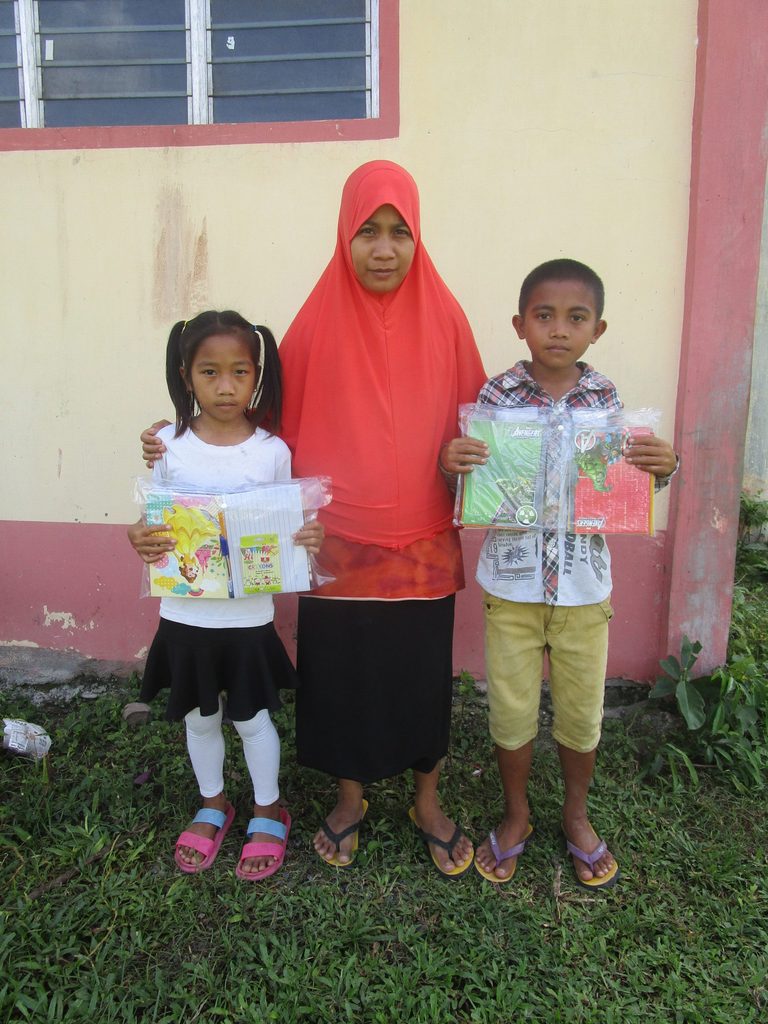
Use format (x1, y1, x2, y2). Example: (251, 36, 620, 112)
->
(39, 30, 185, 64)
(0, 64, 17, 99)
(211, 23, 365, 60)
(38, 0, 187, 126)
(0, 1, 19, 125)
(213, 90, 365, 124)
(0, 100, 20, 126)
(42, 65, 186, 101)
(212, 0, 366, 23)
(213, 56, 365, 93)
(210, 2, 367, 124)
(0, 35, 15, 65)
(38, 1, 186, 31)
(44, 96, 188, 128)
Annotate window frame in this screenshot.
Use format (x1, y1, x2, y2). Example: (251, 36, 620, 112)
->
(0, 0, 398, 149)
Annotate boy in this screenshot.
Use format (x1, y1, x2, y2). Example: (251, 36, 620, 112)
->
(441, 259, 678, 888)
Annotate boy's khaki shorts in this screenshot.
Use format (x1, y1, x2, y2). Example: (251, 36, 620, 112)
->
(483, 592, 613, 753)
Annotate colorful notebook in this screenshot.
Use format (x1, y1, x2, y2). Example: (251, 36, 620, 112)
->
(458, 410, 546, 528)
(142, 483, 312, 598)
(569, 419, 655, 534)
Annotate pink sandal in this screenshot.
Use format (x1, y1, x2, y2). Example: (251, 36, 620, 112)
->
(174, 802, 235, 874)
(236, 807, 291, 881)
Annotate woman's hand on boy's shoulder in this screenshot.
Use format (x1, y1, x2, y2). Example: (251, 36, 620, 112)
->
(439, 437, 489, 475)
(624, 434, 678, 478)
(127, 519, 175, 563)
(141, 420, 171, 468)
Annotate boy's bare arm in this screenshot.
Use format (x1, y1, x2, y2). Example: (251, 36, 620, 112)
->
(624, 435, 678, 478)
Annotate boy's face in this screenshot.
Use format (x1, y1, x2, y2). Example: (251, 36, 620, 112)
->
(513, 279, 607, 373)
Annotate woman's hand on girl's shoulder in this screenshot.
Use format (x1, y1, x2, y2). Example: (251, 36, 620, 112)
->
(127, 519, 175, 564)
(141, 420, 171, 468)
(293, 519, 324, 556)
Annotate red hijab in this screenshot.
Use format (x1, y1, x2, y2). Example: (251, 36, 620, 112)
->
(280, 161, 486, 547)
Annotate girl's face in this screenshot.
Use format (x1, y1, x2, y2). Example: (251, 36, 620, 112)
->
(181, 332, 257, 425)
(350, 203, 415, 293)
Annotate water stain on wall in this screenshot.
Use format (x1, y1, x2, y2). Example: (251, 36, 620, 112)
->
(152, 185, 209, 322)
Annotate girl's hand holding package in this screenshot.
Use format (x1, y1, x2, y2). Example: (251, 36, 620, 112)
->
(127, 520, 175, 563)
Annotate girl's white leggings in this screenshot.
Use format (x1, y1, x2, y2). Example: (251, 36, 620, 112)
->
(184, 700, 280, 806)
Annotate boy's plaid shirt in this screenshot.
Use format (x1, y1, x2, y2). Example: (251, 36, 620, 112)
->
(476, 361, 621, 604)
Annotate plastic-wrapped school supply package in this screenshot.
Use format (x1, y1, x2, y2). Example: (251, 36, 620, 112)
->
(455, 406, 661, 535)
(3, 719, 52, 759)
(133, 475, 333, 598)
(455, 405, 552, 529)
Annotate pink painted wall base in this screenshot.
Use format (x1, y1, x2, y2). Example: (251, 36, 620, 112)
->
(3, 520, 667, 682)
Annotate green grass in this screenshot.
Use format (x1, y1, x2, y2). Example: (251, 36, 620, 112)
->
(2, 687, 767, 1023)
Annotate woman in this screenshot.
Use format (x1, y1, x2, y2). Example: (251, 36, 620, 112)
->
(279, 161, 486, 875)
(136, 161, 486, 876)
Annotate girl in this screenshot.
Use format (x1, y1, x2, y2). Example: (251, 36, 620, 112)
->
(129, 310, 323, 879)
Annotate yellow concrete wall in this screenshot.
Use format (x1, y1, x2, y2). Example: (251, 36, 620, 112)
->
(2, 0, 697, 526)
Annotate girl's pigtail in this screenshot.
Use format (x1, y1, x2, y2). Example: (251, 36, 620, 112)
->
(249, 325, 282, 434)
(165, 320, 195, 436)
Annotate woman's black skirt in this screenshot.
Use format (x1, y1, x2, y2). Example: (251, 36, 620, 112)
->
(140, 617, 299, 722)
(295, 595, 455, 783)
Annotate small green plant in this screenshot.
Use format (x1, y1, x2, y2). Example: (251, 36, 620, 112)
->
(647, 635, 768, 791)
(650, 634, 704, 728)
(738, 490, 768, 549)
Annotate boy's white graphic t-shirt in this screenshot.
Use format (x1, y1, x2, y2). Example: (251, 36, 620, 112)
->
(475, 361, 620, 607)
(152, 424, 292, 628)
(477, 528, 613, 606)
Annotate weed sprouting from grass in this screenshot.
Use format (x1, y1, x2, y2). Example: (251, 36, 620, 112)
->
(644, 494, 768, 793)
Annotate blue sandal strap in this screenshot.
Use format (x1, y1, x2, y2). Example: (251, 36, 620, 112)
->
(246, 816, 287, 840)
(192, 807, 228, 829)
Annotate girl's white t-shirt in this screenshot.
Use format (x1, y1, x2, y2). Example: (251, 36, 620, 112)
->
(152, 424, 292, 629)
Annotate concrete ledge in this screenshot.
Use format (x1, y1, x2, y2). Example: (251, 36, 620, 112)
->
(0, 645, 138, 705)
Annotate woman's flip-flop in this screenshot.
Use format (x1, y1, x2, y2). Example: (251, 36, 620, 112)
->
(236, 807, 292, 881)
(564, 834, 620, 890)
(317, 799, 369, 867)
(475, 823, 534, 883)
(174, 802, 235, 874)
(408, 806, 474, 879)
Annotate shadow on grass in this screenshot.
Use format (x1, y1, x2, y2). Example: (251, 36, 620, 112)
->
(2, 686, 767, 1023)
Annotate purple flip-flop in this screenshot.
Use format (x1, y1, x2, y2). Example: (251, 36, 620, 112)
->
(475, 823, 534, 883)
(565, 835, 620, 889)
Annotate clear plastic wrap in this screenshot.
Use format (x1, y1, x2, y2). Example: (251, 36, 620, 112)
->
(455, 405, 661, 535)
(568, 408, 661, 534)
(133, 475, 333, 597)
(456, 405, 549, 529)
(3, 719, 51, 759)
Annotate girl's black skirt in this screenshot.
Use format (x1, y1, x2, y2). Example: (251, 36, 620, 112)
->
(140, 617, 298, 722)
(295, 595, 455, 783)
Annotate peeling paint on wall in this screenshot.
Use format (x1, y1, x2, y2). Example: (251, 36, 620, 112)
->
(152, 186, 209, 322)
(0, 639, 40, 648)
(710, 506, 728, 533)
(43, 606, 76, 630)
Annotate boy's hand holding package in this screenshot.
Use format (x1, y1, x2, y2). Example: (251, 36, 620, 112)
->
(623, 434, 677, 478)
(439, 437, 489, 475)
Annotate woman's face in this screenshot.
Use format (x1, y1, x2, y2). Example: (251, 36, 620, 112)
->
(349, 204, 415, 293)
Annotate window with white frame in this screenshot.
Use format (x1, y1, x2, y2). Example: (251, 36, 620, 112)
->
(6, 0, 378, 129)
